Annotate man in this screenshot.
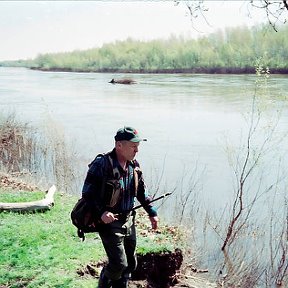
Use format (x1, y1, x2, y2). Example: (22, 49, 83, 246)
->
(82, 126, 159, 288)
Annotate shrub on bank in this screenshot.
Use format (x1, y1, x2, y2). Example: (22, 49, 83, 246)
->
(26, 24, 288, 73)
(0, 112, 79, 194)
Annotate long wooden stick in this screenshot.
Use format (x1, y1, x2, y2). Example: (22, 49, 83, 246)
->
(0, 185, 56, 212)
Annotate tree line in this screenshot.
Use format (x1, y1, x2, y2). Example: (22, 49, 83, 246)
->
(2, 24, 288, 73)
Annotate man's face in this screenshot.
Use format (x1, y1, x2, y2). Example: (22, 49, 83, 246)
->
(118, 140, 140, 161)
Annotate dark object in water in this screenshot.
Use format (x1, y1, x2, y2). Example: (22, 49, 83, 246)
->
(109, 78, 136, 84)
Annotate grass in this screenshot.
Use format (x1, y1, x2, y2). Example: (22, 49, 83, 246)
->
(0, 187, 183, 288)
(0, 188, 104, 288)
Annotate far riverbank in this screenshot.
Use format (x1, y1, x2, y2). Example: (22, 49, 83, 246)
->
(30, 66, 288, 74)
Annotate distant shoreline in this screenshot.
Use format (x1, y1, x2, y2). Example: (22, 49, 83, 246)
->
(30, 67, 288, 74)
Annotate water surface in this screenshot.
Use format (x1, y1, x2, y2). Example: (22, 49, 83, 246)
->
(1, 67, 288, 215)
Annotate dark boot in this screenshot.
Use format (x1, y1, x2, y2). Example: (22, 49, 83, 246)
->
(111, 277, 128, 288)
(98, 267, 112, 288)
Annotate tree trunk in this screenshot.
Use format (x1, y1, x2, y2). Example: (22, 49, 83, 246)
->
(0, 185, 56, 212)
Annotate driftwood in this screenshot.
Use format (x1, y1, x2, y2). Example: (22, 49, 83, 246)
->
(0, 185, 56, 212)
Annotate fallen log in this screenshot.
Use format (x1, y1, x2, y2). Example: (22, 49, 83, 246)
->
(0, 185, 56, 212)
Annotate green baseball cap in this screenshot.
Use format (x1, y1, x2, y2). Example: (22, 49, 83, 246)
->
(114, 126, 147, 142)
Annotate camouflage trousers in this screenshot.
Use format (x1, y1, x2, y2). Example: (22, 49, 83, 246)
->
(98, 212, 137, 282)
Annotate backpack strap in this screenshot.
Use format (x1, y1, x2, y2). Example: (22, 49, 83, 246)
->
(93, 153, 110, 200)
(132, 160, 142, 197)
(100, 153, 141, 203)
(107, 154, 121, 179)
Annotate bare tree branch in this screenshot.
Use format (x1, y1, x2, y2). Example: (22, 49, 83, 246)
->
(181, 1, 287, 33)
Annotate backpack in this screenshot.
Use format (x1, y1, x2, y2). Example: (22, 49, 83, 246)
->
(71, 153, 140, 241)
(70, 197, 104, 241)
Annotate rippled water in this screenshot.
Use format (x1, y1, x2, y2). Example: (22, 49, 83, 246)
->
(1, 67, 288, 211)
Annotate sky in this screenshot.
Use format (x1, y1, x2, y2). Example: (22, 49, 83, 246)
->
(0, 1, 269, 61)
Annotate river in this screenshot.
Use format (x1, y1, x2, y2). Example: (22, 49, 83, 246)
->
(1, 67, 288, 204)
(2, 67, 288, 277)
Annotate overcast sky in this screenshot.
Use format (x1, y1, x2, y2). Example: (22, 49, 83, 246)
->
(0, 1, 267, 61)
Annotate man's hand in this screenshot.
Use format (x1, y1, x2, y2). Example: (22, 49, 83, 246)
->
(149, 216, 159, 230)
(101, 211, 118, 224)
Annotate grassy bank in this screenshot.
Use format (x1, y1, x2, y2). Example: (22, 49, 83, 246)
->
(0, 187, 183, 288)
(0, 113, 192, 287)
(0, 188, 104, 287)
(30, 66, 288, 74)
